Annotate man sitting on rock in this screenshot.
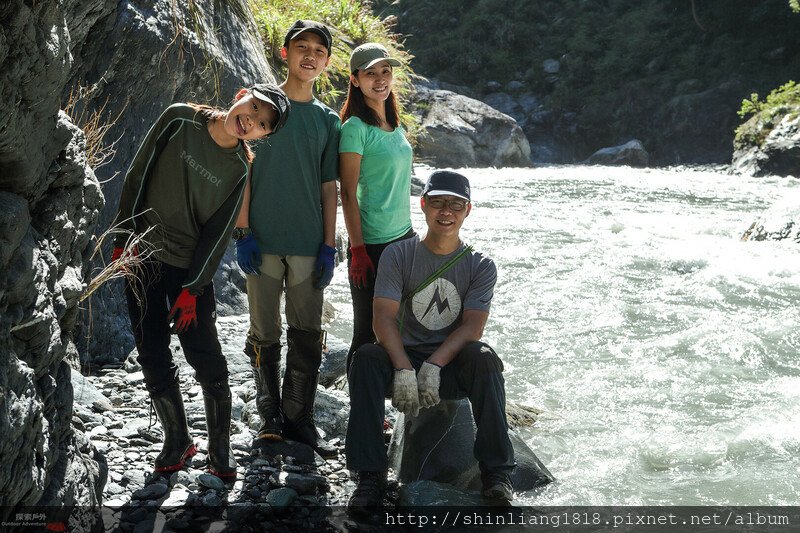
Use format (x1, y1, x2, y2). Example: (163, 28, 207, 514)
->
(345, 170, 516, 512)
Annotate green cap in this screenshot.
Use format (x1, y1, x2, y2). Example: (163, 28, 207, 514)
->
(349, 43, 401, 73)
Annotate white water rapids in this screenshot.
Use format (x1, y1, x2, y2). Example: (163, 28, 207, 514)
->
(322, 165, 800, 506)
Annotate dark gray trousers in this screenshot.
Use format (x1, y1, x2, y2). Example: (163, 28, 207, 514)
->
(345, 341, 516, 475)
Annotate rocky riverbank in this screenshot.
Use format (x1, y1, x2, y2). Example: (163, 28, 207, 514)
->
(73, 315, 363, 531)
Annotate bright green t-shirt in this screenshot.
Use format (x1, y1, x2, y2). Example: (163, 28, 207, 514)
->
(339, 116, 413, 244)
(249, 98, 341, 256)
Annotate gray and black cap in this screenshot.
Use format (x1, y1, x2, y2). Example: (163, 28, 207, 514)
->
(250, 83, 290, 134)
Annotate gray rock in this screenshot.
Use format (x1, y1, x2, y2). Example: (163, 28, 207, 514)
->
(318, 334, 349, 387)
(169, 470, 192, 488)
(124, 372, 145, 385)
(506, 80, 525, 92)
(585, 139, 649, 167)
(485, 81, 503, 93)
(202, 492, 223, 507)
(253, 439, 316, 465)
(741, 197, 800, 243)
(132, 483, 168, 500)
(413, 86, 532, 168)
(388, 399, 554, 494)
(732, 111, 800, 177)
(282, 473, 322, 495)
(197, 473, 227, 491)
(398, 480, 493, 507)
(265, 487, 299, 507)
(543, 59, 561, 73)
(313, 388, 350, 440)
(481, 93, 523, 122)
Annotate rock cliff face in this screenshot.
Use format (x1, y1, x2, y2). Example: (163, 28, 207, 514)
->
(413, 85, 532, 168)
(0, 0, 109, 514)
(0, 0, 274, 513)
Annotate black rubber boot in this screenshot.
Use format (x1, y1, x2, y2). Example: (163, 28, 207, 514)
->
(347, 470, 387, 515)
(150, 380, 197, 472)
(202, 379, 237, 482)
(245, 341, 284, 441)
(282, 366, 338, 459)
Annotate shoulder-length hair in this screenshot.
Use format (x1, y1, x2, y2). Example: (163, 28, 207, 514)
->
(339, 79, 400, 129)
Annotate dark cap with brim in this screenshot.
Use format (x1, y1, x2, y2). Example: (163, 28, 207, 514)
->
(423, 170, 471, 201)
(349, 42, 401, 73)
(250, 83, 290, 135)
(284, 20, 333, 55)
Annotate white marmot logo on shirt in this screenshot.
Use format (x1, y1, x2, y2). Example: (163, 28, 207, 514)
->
(182, 150, 222, 186)
(411, 278, 461, 331)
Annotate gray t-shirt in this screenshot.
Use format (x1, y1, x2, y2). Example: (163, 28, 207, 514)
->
(374, 235, 497, 354)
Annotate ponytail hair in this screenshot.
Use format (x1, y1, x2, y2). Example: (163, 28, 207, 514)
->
(187, 95, 256, 162)
(340, 79, 400, 129)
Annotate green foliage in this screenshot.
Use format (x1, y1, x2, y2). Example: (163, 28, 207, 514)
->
(735, 81, 800, 148)
(248, 0, 421, 140)
(791, 0, 800, 13)
(738, 81, 800, 118)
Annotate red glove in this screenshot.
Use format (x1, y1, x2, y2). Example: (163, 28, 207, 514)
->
(167, 289, 197, 334)
(349, 245, 375, 289)
(111, 245, 139, 263)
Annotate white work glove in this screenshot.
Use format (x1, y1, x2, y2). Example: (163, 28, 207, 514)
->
(417, 361, 442, 408)
(392, 369, 419, 417)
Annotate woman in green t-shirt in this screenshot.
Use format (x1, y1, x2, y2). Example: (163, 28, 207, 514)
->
(339, 43, 415, 369)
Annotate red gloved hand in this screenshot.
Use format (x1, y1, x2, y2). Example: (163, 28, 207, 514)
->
(349, 245, 375, 289)
(111, 245, 139, 264)
(167, 288, 197, 334)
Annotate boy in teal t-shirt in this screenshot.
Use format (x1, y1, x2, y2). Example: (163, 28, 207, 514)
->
(233, 20, 340, 458)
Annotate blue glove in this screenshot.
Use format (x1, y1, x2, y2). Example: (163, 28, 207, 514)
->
(313, 243, 337, 290)
(236, 234, 262, 276)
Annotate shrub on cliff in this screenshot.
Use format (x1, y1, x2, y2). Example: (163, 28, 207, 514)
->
(735, 80, 800, 150)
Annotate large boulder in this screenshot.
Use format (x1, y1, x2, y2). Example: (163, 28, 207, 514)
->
(585, 139, 649, 167)
(67, 0, 276, 366)
(732, 112, 800, 178)
(387, 399, 554, 496)
(413, 85, 532, 168)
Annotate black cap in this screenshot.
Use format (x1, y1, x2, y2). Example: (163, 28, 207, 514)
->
(422, 170, 471, 201)
(250, 83, 290, 135)
(283, 20, 333, 56)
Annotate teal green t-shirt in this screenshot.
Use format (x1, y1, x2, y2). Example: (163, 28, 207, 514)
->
(250, 98, 341, 256)
(339, 116, 412, 244)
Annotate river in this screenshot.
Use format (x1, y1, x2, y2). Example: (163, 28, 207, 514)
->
(324, 164, 800, 506)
